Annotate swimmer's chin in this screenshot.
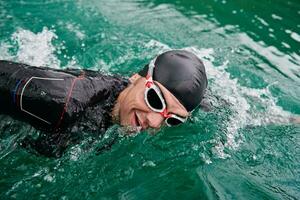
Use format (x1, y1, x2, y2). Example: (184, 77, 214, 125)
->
(119, 125, 160, 136)
(120, 125, 143, 135)
(112, 116, 143, 134)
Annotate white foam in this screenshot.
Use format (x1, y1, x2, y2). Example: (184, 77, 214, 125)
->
(43, 174, 55, 182)
(7, 27, 61, 68)
(212, 142, 231, 159)
(199, 152, 212, 164)
(290, 32, 300, 43)
(69, 145, 83, 161)
(142, 161, 156, 167)
(0, 42, 13, 60)
(188, 47, 292, 148)
(281, 42, 290, 49)
(255, 16, 269, 27)
(271, 14, 282, 20)
(65, 22, 86, 40)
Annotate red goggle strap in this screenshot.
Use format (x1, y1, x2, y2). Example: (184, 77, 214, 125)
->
(145, 74, 154, 88)
(160, 108, 171, 118)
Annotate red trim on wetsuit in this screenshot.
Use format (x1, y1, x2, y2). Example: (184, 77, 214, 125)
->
(55, 72, 85, 129)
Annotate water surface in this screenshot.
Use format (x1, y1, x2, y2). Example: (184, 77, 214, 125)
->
(0, 0, 299, 199)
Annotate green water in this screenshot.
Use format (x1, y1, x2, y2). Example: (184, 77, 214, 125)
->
(0, 0, 300, 199)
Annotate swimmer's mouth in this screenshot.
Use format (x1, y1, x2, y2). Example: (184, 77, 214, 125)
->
(135, 112, 141, 127)
(130, 111, 144, 132)
(125, 112, 143, 134)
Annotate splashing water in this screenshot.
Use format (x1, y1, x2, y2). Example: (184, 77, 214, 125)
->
(188, 47, 293, 149)
(1, 27, 61, 68)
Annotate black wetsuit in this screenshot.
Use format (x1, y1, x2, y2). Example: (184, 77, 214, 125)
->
(0, 60, 128, 157)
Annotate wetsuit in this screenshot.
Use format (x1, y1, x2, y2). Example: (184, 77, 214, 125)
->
(0, 60, 128, 157)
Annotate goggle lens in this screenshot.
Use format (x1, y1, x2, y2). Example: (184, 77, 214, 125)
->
(146, 88, 164, 110)
(165, 117, 184, 126)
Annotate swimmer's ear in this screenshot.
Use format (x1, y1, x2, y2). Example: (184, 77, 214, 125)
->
(129, 73, 141, 84)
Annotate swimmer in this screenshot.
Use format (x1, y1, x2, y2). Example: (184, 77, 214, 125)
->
(0, 50, 207, 157)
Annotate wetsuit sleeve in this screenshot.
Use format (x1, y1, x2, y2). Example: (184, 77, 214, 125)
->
(0, 60, 78, 131)
(0, 61, 115, 130)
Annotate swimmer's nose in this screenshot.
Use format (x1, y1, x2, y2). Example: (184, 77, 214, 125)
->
(146, 112, 164, 129)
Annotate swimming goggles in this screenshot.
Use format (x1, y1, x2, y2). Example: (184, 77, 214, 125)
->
(144, 57, 188, 127)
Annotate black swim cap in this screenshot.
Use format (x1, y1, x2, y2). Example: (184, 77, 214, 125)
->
(138, 50, 208, 112)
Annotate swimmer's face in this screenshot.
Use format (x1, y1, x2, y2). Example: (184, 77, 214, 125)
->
(114, 74, 189, 131)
